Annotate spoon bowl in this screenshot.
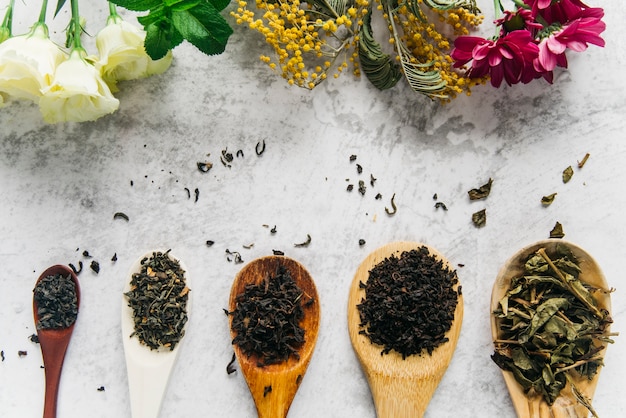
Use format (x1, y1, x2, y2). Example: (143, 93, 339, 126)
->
(491, 239, 612, 418)
(228, 255, 320, 418)
(347, 242, 463, 418)
(33, 264, 81, 418)
(121, 251, 191, 418)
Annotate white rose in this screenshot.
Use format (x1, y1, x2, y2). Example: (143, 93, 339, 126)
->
(96, 16, 172, 89)
(0, 24, 67, 103)
(39, 49, 120, 123)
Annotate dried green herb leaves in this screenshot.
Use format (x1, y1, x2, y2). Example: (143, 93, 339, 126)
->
(228, 265, 314, 367)
(357, 247, 460, 358)
(542, 193, 557, 206)
(34, 274, 78, 330)
(468, 178, 493, 200)
(550, 222, 565, 239)
(562, 166, 574, 184)
(125, 251, 189, 351)
(472, 209, 486, 227)
(492, 244, 613, 411)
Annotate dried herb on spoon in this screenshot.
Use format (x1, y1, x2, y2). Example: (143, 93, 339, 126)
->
(33, 274, 78, 330)
(492, 244, 614, 414)
(125, 250, 189, 351)
(227, 265, 314, 366)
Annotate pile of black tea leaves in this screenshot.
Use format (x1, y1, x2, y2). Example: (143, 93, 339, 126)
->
(357, 246, 460, 358)
(34, 274, 78, 330)
(229, 265, 313, 367)
(491, 244, 614, 412)
(125, 250, 189, 351)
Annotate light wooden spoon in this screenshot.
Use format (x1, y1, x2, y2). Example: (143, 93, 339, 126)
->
(347, 241, 463, 418)
(228, 255, 320, 418)
(491, 239, 612, 418)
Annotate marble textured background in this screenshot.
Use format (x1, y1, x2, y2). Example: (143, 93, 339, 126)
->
(1, 1, 625, 417)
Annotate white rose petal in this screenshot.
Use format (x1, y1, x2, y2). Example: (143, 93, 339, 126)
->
(0, 24, 67, 103)
(96, 17, 172, 88)
(39, 50, 119, 123)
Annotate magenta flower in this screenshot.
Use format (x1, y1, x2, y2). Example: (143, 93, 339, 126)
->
(452, 30, 539, 88)
(496, 9, 543, 35)
(537, 9, 606, 71)
(524, 0, 589, 24)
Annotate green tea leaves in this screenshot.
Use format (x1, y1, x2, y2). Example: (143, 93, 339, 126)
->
(492, 245, 613, 411)
(111, 0, 233, 59)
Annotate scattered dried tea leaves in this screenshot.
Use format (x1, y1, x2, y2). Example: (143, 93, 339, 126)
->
(359, 239, 366, 246)
(225, 249, 244, 264)
(18, 350, 27, 357)
(468, 178, 493, 200)
(69, 261, 83, 275)
(385, 193, 397, 215)
(197, 161, 212, 173)
(113, 212, 130, 221)
(263, 385, 272, 397)
(226, 352, 237, 374)
(472, 209, 486, 227)
(492, 244, 614, 412)
(256, 140, 266, 156)
(125, 250, 189, 351)
(435, 202, 448, 211)
(562, 166, 574, 183)
(550, 221, 565, 238)
(0, 350, 4, 361)
(90, 260, 100, 274)
(294, 234, 312, 247)
(97, 386, 105, 392)
(228, 265, 314, 366)
(34, 273, 78, 330)
(29, 334, 39, 343)
(542, 193, 557, 206)
(357, 247, 459, 358)
(578, 153, 590, 168)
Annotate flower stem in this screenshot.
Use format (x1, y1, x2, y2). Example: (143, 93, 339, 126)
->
(107, 2, 122, 24)
(38, 0, 49, 24)
(69, 0, 83, 51)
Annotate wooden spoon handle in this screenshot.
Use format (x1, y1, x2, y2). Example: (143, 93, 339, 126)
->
(367, 372, 443, 418)
(41, 341, 68, 418)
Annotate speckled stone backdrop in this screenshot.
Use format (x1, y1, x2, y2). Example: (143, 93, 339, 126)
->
(1, 1, 625, 417)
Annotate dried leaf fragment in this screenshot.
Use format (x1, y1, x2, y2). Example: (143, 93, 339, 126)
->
(550, 222, 565, 238)
(562, 166, 573, 183)
(468, 178, 493, 200)
(472, 209, 486, 227)
(578, 153, 590, 168)
(542, 193, 557, 206)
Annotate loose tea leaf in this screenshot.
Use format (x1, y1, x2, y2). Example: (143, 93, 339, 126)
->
(228, 265, 313, 366)
(472, 209, 486, 227)
(294, 234, 311, 247)
(385, 193, 397, 215)
(562, 166, 573, 183)
(550, 222, 565, 238)
(542, 193, 557, 206)
(125, 251, 189, 351)
(492, 244, 614, 412)
(578, 153, 590, 169)
(34, 274, 78, 330)
(357, 247, 459, 358)
(226, 352, 237, 375)
(468, 178, 493, 200)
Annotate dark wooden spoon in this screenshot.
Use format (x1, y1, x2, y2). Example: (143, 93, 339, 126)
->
(32, 265, 81, 418)
(228, 255, 320, 418)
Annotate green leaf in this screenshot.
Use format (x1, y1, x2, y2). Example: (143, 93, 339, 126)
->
(171, 2, 232, 56)
(358, 11, 402, 91)
(208, 0, 231, 12)
(110, 0, 163, 12)
(54, 0, 67, 17)
(145, 20, 176, 60)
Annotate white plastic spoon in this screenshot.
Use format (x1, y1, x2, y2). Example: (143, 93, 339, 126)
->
(121, 251, 190, 418)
